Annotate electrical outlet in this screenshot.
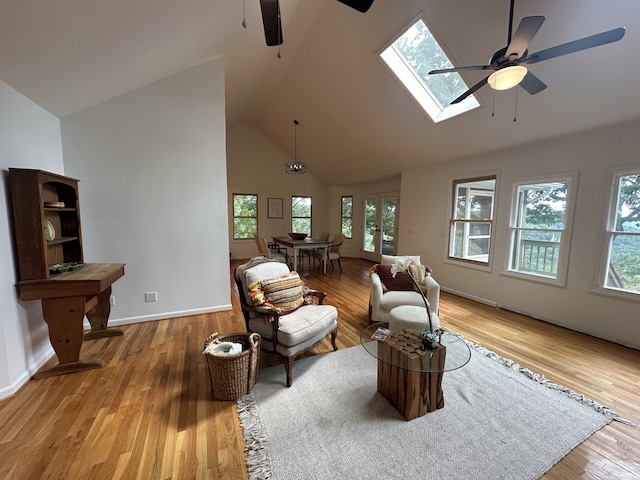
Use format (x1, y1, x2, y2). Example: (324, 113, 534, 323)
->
(145, 291, 158, 302)
(109, 295, 116, 307)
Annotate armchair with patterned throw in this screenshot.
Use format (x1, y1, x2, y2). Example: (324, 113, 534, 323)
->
(369, 254, 440, 324)
(234, 257, 338, 387)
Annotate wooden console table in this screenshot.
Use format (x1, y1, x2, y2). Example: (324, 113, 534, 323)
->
(17, 263, 125, 379)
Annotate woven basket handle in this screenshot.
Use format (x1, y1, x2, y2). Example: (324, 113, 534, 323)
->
(203, 332, 219, 352)
(248, 332, 260, 349)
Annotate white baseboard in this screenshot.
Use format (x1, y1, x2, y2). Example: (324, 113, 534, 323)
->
(85, 304, 233, 328)
(0, 345, 55, 400)
(440, 287, 498, 308)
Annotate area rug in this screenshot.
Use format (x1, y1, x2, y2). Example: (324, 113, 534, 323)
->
(237, 338, 630, 480)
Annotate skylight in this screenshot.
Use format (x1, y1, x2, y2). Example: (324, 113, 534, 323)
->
(380, 16, 480, 123)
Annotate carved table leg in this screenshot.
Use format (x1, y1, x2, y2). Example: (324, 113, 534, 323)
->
(84, 286, 124, 340)
(35, 296, 104, 379)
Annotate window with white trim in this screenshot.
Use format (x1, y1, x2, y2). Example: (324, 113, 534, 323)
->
(506, 174, 577, 284)
(449, 176, 496, 265)
(601, 170, 640, 295)
(341, 196, 353, 239)
(232, 193, 258, 240)
(292, 196, 312, 236)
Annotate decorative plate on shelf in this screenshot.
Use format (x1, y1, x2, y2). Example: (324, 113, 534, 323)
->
(44, 220, 55, 241)
(49, 262, 85, 274)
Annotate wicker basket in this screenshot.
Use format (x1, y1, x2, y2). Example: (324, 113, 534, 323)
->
(203, 332, 260, 401)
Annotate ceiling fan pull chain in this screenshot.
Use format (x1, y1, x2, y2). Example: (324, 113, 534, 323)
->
(242, 0, 247, 28)
(514, 87, 519, 122)
(491, 87, 496, 117)
(277, 6, 282, 58)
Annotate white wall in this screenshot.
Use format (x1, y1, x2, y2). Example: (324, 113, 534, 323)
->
(398, 119, 640, 350)
(0, 81, 64, 397)
(226, 124, 331, 259)
(226, 124, 402, 261)
(61, 58, 230, 325)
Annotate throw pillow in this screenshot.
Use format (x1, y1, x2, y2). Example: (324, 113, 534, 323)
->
(249, 272, 305, 315)
(370, 264, 415, 292)
(407, 264, 432, 295)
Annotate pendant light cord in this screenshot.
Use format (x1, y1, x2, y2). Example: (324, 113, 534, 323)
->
(242, 0, 247, 28)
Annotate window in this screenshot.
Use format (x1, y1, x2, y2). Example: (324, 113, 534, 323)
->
(292, 196, 312, 235)
(601, 170, 640, 295)
(379, 15, 480, 123)
(233, 194, 258, 240)
(341, 196, 353, 239)
(449, 176, 496, 265)
(506, 174, 577, 284)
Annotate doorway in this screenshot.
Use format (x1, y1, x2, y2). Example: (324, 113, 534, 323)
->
(362, 193, 399, 262)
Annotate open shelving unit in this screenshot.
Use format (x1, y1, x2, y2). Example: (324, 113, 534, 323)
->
(8, 168, 125, 378)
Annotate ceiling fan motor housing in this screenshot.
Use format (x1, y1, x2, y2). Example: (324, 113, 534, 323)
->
(490, 46, 528, 69)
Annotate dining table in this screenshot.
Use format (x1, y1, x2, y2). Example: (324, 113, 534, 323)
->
(271, 236, 333, 274)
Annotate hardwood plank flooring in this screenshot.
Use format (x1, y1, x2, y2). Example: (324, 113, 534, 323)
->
(0, 258, 638, 479)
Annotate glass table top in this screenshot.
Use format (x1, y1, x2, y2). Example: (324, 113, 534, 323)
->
(360, 321, 472, 373)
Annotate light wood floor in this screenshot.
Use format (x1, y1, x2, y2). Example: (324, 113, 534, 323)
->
(1, 258, 638, 479)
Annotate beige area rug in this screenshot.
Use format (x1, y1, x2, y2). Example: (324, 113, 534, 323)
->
(238, 337, 630, 480)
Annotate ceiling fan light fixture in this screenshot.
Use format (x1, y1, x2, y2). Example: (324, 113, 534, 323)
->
(488, 65, 528, 91)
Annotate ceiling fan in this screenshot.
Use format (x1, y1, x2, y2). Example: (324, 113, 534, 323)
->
(259, 0, 374, 47)
(428, 0, 625, 104)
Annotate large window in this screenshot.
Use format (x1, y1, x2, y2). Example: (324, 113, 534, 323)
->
(449, 177, 496, 265)
(292, 196, 312, 235)
(601, 170, 640, 295)
(379, 14, 480, 123)
(341, 196, 353, 239)
(232, 194, 258, 240)
(506, 174, 577, 284)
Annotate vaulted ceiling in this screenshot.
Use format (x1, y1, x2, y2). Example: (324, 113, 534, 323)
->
(2, 0, 639, 185)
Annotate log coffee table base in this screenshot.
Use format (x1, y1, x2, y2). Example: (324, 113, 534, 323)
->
(376, 330, 446, 420)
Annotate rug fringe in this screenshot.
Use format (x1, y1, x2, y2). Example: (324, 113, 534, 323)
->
(463, 338, 635, 426)
(237, 393, 274, 480)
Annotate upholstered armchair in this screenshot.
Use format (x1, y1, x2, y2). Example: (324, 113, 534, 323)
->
(369, 254, 440, 324)
(235, 257, 338, 387)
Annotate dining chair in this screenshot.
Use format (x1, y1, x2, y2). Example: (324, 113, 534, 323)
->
(254, 234, 289, 266)
(313, 233, 344, 272)
(298, 231, 329, 272)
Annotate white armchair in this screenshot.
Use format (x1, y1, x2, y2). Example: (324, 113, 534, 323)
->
(369, 255, 440, 324)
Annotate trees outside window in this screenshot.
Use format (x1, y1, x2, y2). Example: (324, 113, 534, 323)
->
(602, 171, 640, 294)
(449, 176, 496, 265)
(292, 196, 312, 235)
(507, 174, 577, 285)
(233, 194, 258, 240)
(341, 196, 353, 239)
(379, 15, 479, 122)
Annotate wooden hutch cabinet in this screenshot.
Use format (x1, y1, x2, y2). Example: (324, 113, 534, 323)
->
(8, 168, 125, 378)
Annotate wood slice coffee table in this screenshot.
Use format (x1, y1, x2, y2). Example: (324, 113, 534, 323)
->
(361, 318, 471, 420)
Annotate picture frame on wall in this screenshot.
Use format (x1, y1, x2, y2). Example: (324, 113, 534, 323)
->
(268, 197, 283, 218)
